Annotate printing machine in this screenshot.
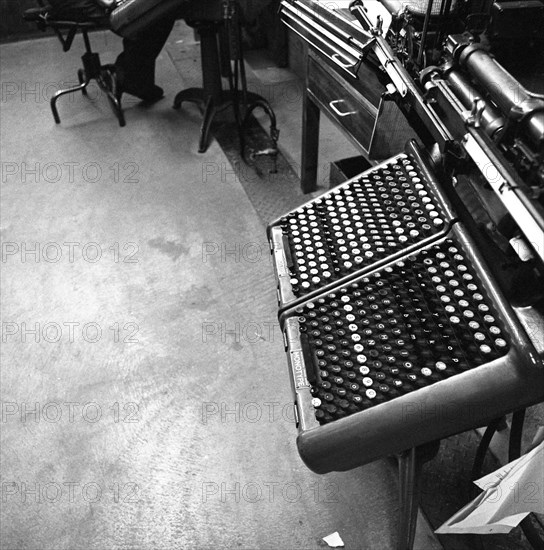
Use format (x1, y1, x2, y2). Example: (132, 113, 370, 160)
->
(269, 0, 544, 547)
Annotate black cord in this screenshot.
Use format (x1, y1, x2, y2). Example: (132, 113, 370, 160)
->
(509, 409, 526, 462)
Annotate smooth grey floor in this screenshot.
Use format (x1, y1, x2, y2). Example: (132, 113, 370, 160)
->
(0, 23, 442, 550)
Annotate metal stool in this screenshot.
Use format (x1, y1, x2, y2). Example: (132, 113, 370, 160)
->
(23, 3, 125, 126)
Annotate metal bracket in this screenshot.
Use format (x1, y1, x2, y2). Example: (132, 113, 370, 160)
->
(349, 0, 382, 36)
(467, 97, 485, 128)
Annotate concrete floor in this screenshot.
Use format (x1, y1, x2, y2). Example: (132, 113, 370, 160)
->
(0, 23, 442, 550)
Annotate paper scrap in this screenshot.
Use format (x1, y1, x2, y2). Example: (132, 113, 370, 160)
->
(323, 531, 344, 548)
(436, 441, 544, 535)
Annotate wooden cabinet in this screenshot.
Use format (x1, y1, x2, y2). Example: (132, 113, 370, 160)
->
(301, 48, 383, 193)
(307, 53, 379, 153)
(301, 48, 415, 193)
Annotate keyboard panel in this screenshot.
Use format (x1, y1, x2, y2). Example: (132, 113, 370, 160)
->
(290, 236, 510, 424)
(268, 141, 456, 310)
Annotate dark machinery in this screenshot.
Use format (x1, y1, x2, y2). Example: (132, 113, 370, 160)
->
(272, 0, 544, 547)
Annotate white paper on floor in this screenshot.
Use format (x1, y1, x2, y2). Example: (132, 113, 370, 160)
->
(436, 441, 544, 535)
(323, 531, 345, 547)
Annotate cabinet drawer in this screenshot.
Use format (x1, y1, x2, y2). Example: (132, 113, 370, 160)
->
(308, 54, 378, 153)
(318, 49, 385, 109)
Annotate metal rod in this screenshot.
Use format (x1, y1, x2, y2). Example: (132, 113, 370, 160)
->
(443, 67, 504, 138)
(471, 418, 502, 480)
(437, 0, 453, 49)
(417, 0, 435, 68)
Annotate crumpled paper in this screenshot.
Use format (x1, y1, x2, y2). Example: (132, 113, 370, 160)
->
(323, 531, 345, 547)
(436, 442, 544, 535)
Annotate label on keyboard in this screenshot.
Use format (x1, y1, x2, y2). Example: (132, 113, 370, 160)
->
(272, 228, 288, 277)
(290, 349, 310, 389)
(275, 253, 288, 277)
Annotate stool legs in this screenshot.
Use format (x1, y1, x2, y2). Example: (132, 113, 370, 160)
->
(51, 44, 125, 127)
(77, 69, 88, 95)
(51, 80, 91, 124)
(98, 65, 125, 127)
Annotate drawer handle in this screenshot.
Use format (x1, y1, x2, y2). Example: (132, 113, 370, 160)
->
(331, 53, 359, 70)
(329, 99, 357, 117)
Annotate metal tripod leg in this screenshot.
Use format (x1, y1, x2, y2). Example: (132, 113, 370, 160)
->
(173, 87, 206, 111)
(173, 88, 232, 153)
(199, 96, 218, 153)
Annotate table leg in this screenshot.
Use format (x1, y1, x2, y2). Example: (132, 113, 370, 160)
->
(301, 90, 320, 193)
